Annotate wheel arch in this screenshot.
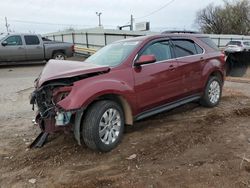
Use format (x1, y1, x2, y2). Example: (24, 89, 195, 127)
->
(209, 70, 223, 83)
(73, 93, 133, 147)
(89, 94, 133, 126)
(52, 50, 66, 57)
(203, 69, 224, 89)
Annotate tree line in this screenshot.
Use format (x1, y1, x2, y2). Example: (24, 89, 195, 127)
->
(196, 0, 250, 35)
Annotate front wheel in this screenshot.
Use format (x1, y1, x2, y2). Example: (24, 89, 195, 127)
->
(82, 100, 124, 152)
(200, 76, 222, 107)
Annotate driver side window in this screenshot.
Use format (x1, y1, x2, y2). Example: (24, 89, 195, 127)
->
(4, 36, 22, 46)
(140, 41, 173, 62)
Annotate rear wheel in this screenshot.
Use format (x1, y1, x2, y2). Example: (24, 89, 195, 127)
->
(82, 100, 124, 152)
(53, 52, 66, 60)
(200, 76, 222, 107)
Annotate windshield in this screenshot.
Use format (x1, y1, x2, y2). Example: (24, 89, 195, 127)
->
(0, 34, 7, 41)
(85, 41, 140, 67)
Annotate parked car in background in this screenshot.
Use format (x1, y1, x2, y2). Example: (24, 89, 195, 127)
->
(30, 33, 225, 152)
(225, 40, 250, 53)
(0, 33, 74, 64)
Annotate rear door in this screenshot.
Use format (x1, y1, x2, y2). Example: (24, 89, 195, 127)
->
(133, 39, 182, 112)
(24, 35, 44, 61)
(0, 35, 26, 61)
(172, 39, 204, 96)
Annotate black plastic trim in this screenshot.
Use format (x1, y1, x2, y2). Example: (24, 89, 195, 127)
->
(135, 94, 201, 121)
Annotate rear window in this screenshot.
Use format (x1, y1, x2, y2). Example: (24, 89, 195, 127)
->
(227, 41, 242, 46)
(24, 35, 40, 45)
(42, 37, 52, 42)
(198, 37, 219, 51)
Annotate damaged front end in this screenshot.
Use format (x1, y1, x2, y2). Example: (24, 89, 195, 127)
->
(29, 60, 110, 148)
(30, 81, 83, 148)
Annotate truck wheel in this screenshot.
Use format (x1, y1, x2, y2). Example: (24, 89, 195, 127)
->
(82, 100, 124, 152)
(53, 52, 66, 60)
(200, 76, 222, 107)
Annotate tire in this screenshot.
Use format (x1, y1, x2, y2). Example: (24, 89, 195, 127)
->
(200, 76, 222, 108)
(82, 100, 124, 152)
(53, 52, 66, 60)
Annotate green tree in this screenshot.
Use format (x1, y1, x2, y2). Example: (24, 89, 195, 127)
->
(196, 0, 250, 34)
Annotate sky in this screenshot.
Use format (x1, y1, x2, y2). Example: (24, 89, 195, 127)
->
(0, 0, 223, 34)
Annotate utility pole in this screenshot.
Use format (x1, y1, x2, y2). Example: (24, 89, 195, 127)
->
(5, 17, 10, 33)
(130, 15, 134, 31)
(118, 15, 134, 31)
(96, 12, 102, 27)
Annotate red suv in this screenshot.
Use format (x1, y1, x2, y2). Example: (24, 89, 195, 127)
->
(30, 33, 225, 152)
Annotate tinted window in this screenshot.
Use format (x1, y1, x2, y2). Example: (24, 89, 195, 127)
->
(243, 41, 250, 46)
(24, 35, 40, 45)
(4, 36, 22, 46)
(42, 37, 52, 41)
(195, 43, 204, 54)
(227, 41, 241, 46)
(140, 41, 173, 61)
(173, 40, 197, 58)
(198, 37, 219, 51)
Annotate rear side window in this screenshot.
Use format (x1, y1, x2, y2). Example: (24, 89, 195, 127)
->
(195, 44, 204, 54)
(140, 40, 173, 61)
(24, 35, 40, 45)
(198, 37, 219, 51)
(172, 40, 197, 58)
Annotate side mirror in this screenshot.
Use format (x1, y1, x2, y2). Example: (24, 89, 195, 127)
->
(1, 41, 7, 46)
(135, 55, 156, 66)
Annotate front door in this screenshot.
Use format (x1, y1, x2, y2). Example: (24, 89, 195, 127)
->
(0, 35, 26, 62)
(133, 40, 182, 113)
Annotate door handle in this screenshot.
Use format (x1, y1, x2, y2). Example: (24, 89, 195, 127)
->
(200, 57, 207, 63)
(18, 47, 24, 49)
(169, 64, 175, 71)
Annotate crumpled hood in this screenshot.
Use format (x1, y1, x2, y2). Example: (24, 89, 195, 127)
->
(37, 60, 110, 87)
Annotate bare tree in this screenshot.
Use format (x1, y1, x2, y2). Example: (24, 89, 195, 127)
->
(196, 0, 250, 34)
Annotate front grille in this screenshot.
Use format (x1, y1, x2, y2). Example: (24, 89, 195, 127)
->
(35, 87, 55, 118)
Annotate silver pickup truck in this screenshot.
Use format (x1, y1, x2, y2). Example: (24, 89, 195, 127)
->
(0, 33, 74, 64)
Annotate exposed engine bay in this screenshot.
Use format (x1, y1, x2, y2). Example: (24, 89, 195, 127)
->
(29, 68, 110, 148)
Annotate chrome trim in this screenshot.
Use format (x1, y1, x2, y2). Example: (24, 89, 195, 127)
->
(133, 40, 206, 68)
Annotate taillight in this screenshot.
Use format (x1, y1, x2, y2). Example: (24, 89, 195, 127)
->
(220, 52, 226, 63)
(72, 45, 75, 53)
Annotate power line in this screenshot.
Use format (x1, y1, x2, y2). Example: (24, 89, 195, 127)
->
(135, 0, 176, 19)
(7, 19, 91, 27)
(4, 18, 117, 29)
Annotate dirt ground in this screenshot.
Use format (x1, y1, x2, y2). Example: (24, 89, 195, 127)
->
(0, 62, 250, 188)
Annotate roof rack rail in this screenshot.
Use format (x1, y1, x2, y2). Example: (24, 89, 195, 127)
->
(161, 30, 202, 34)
